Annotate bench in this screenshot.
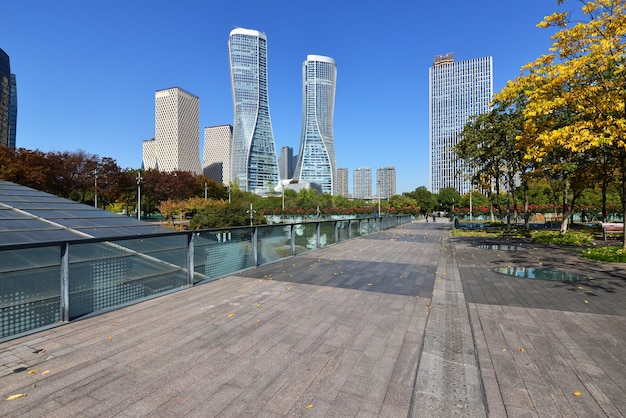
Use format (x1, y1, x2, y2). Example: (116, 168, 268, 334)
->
(601, 223, 624, 241)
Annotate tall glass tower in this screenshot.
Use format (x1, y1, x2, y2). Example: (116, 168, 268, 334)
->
(429, 53, 492, 194)
(0, 48, 17, 148)
(293, 55, 337, 195)
(228, 28, 279, 195)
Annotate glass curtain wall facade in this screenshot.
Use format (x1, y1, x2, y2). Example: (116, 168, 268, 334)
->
(293, 55, 337, 195)
(429, 53, 492, 194)
(0, 48, 17, 148)
(228, 28, 279, 195)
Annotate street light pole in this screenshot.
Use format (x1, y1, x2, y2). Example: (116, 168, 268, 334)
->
(228, 186, 231, 204)
(377, 179, 381, 216)
(136, 173, 142, 220)
(247, 203, 256, 226)
(204, 182, 207, 200)
(94, 170, 98, 208)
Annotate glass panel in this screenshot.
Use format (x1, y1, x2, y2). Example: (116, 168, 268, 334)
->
(68, 238, 188, 320)
(194, 229, 254, 281)
(295, 222, 317, 255)
(351, 220, 362, 237)
(337, 220, 350, 242)
(0, 247, 61, 339)
(319, 222, 336, 247)
(258, 225, 292, 265)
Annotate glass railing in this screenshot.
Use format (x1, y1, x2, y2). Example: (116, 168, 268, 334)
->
(0, 215, 412, 341)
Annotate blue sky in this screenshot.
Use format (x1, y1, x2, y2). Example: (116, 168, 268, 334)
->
(1, 0, 563, 194)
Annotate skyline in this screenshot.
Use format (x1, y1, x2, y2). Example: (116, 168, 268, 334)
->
(1, 0, 562, 194)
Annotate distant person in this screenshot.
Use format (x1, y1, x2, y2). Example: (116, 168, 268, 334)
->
(425, 213, 429, 222)
(432, 213, 436, 223)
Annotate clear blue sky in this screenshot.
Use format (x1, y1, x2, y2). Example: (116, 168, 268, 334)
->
(1, 0, 563, 194)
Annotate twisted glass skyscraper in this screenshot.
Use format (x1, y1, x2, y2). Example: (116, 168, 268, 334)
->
(293, 55, 337, 195)
(429, 53, 492, 194)
(228, 28, 279, 195)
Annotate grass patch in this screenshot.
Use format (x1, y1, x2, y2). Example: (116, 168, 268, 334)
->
(530, 230, 594, 246)
(583, 246, 626, 262)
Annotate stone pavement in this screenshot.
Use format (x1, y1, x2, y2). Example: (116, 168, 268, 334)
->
(1, 221, 625, 417)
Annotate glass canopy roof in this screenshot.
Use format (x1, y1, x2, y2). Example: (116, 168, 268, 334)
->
(0, 180, 172, 246)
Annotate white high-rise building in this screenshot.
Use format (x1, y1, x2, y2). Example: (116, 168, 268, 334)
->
(228, 28, 279, 195)
(143, 87, 201, 174)
(429, 53, 492, 194)
(376, 166, 396, 199)
(293, 55, 337, 195)
(353, 167, 372, 199)
(203, 124, 232, 185)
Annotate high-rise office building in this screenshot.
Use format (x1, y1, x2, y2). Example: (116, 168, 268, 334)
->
(376, 166, 396, 199)
(203, 124, 233, 185)
(143, 87, 201, 174)
(353, 167, 372, 199)
(228, 28, 279, 195)
(278, 146, 295, 180)
(293, 55, 337, 195)
(336, 167, 349, 197)
(0, 48, 17, 148)
(429, 53, 492, 194)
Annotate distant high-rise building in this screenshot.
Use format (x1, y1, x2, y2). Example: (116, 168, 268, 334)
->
(143, 87, 201, 174)
(376, 166, 396, 199)
(203, 124, 233, 185)
(353, 167, 372, 199)
(336, 167, 349, 197)
(0, 48, 17, 148)
(278, 146, 295, 180)
(228, 28, 279, 195)
(293, 55, 337, 195)
(429, 53, 492, 194)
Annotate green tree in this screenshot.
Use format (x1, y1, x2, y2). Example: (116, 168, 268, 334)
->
(498, 0, 626, 245)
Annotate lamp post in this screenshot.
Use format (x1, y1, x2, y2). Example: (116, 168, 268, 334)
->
(247, 203, 256, 226)
(281, 184, 285, 211)
(136, 173, 142, 220)
(377, 179, 381, 216)
(204, 182, 207, 200)
(228, 186, 231, 204)
(94, 170, 98, 208)
(469, 189, 473, 221)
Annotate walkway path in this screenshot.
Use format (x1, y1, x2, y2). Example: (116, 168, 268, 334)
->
(1, 221, 625, 417)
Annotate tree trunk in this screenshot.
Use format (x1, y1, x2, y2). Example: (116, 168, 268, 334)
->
(620, 151, 626, 250)
(560, 179, 569, 235)
(523, 178, 530, 228)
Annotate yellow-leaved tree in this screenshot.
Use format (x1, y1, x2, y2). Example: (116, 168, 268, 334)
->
(498, 0, 626, 246)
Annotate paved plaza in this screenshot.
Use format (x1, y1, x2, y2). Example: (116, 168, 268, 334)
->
(1, 221, 625, 417)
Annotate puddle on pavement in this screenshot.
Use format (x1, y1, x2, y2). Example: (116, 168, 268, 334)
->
(494, 266, 586, 282)
(478, 244, 525, 251)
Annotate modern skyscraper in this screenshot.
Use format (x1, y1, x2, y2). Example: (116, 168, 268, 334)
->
(293, 55, 337, 195)
(429, 53, 492, 194)
(278, 146, 295, 180)
(0, 48, 17, 148)
(336, 167, 349, 197)
(203, 124, 233, 185)
(376, 166, 397, 199)
(142, 87, 201, 174)
(228, 28, 279, 195)
(353, 167, 372, 199)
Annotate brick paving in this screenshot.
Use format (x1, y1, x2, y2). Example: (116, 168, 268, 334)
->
(1, 221, 625, 417)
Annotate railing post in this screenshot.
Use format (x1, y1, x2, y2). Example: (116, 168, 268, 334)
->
(252, 226, 258, 266)
(60, 243, 70, 322)
(316, 221, 321, 248)
(187, 233, 195, 286)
